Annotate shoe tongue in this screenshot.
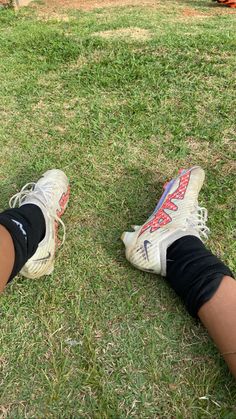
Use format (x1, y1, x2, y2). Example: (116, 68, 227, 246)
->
(22, 194, 47, 213)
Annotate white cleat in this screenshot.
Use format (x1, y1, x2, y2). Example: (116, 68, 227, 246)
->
(131, 225, 141, 231)
(121, 166, 209, 276)
(9, 169, 70, 279)
(121, 231, 136, 247)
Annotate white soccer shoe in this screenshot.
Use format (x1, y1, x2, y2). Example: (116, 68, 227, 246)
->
(121, 166, 209, 276)
(9, 169, 70, 279)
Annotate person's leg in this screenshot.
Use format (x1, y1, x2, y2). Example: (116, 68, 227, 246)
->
(0, 169, 69, 292)
(198, 276, 236, 377)
(166, 235, 235, 377)
(0, 225, 15, 292)
(121, 166, 235, 377)
(0, 203, 46, 285)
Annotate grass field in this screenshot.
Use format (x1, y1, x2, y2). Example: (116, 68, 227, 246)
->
(0, 0, 235, 417)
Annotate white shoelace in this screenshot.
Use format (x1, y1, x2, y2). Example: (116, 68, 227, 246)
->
(9, 183, 66, 246)
(187, 205, 210, 240)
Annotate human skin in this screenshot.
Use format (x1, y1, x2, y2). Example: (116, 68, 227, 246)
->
(198, 275, 236, 378)
(0, 225, 15, 293)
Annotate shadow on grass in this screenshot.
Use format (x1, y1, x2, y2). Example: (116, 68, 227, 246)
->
(96, 165, 164, 265)
(0, 163, 46, 212)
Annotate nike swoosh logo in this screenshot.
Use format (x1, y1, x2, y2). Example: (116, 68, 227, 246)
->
(33, 252, 51, 262)
(143, 240, 151, 261)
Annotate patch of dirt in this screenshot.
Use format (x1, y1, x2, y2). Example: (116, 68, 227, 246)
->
(32, 0, 159, 12)
(182, 7, 210, 17)
(92, 27, 152, 41)
(29, 0, 236, 19)
(182, 5, 236, 17)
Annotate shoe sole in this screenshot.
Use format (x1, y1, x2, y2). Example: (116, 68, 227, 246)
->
(44, 184, 70, 275)
(57, 185, 70, 218)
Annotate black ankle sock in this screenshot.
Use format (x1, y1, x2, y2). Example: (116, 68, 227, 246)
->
(166, 236, 233, 317)
(0, 204, 45, 281)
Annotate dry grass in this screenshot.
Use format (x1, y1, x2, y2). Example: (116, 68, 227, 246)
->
(92, 27, 152, 41)
(32, 0, 160, 11)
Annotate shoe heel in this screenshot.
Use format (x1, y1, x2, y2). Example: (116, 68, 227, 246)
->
(131, 225, 140, 231)
(45, 263, 55, 276)
(121, 231, 136, 248)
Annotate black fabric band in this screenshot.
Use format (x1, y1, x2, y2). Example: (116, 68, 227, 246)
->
(166, 235, 234, 317)
(0, 204, 45, 281)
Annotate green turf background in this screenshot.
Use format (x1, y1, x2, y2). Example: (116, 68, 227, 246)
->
(0, 0, 235, 416)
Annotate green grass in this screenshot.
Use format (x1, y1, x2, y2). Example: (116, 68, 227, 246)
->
(0, 0, 236, 416)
